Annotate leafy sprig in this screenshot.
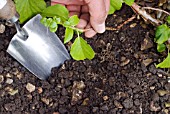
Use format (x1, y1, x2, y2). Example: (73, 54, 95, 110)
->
(14, 0, 135, 61)
(155, 16, 170, 68)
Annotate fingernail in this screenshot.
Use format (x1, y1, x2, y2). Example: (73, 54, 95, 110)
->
(96, 22, 105, 33)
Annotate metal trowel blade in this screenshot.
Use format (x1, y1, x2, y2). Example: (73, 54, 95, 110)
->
(7, 14, 70, 80)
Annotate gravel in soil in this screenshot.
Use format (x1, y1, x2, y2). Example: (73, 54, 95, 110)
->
(0, 3, 170, 114)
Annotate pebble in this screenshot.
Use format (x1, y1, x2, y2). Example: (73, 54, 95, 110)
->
(8, 89, 18, 96)
(92, 107, 99, 113)
(6, 73, 12, 78)
(0, 24, 5, 33)
(114, 100, 123, 108)
(0, 75, 4, 83)
(6, 78, 13, 84)
(103, 96, 109, 101)
(157, 90, 169, 96)
(100, 105, 109, 111)
(38, 87, 43, 94)
(61, 88, 68, 96)
(142, 59, 153, 67)
(130, 23, 137, 28)
(26, 83, 35, 93)
(53, 112, 60, 114)
(134, 99, 140, 106)
(141, 37, 153, 51)
(120, 59, 130, 66)
(108, 77, 115, 86)
(122, 98, 133, 109)
(41, 98, 50, 105)
(165, 102, 170, 108)
(4, 103, 16, 111)
(165, 83, 170, 91)
(0, 66, 3, 73)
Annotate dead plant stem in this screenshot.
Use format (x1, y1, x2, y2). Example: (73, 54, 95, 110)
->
(142, 7, 170, 16)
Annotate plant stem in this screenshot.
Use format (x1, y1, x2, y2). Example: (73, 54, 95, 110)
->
(142, 7, 170, 16)
(131, 2, 161, 25)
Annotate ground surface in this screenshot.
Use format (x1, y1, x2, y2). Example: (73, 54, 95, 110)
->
(0, 1, 170, 114)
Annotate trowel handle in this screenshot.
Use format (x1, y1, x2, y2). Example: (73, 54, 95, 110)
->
(0, 0, 19, 23)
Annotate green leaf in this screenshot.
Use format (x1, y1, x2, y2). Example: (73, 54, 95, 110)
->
(40, 17, 48, 27)
(41, 4, 69, 21)
(49, 21, 58, 32)
(70, 37, 95, 60)
(157, 44, 166, 52)
(64, 28, 74, 44)
(155, 24, 170, 44)
(109, 0, 123, 14)
(14, 0, 46, 23)
(49, 26, 58, 32)
(53, 16, 61, 24)
(123, 0, 134, 6)
(156, 53, 170, 68)
(167, 16, 170, 24)
(68, 15, 80, 26)
(63, 21, 71, 27)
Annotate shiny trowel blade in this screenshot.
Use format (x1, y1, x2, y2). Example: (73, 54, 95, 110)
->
(7, 14, 70, 80)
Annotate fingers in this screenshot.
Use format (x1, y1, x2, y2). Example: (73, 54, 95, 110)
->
(51, 0, 84, 5)
(85, 23, 97, 38)
(85, 0, 108, 33)
(67, 5, 81, 16)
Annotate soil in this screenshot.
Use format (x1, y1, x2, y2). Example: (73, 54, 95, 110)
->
(0, 2, 170, 114)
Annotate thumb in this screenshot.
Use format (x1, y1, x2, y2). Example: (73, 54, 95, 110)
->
(86, 0, 107, 33)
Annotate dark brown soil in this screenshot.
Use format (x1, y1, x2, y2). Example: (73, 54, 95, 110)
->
(0, 3, 170, 114)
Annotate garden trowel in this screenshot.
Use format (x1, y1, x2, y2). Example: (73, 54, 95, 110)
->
(0, 0, 70, 80)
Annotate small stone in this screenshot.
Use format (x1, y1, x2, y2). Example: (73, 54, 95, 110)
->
(142, 59, 153, 67)
(61, 88, 68, 96)
(8, 89, 18, 95)
(150, 86, 155, 90)
(114, 100, 123, 108)
(109, 77, 115, 86)
(120, 59, 130, 66)
(157, 73, 163, 77)
(27, 94, 33, 100)
(134, 99, 140, 106)
(41, 98, 50, 105)
(0, 24, 5, 33)
(16, 73, 23, 79)
(0, 75, 4, 83)
(158, 0, 166, 6)
(0, 66, 3, 73)
(71, 81, 85, 105)
(130, 23, 137, 28)
(6, 78, 13, 84)
(53, 112, 60, 114)
(122, 98, 133, 109)
(92, 107, 99, 113)
(38, 87, 43, 94)
(100, 105, 109, 111)
(6, 73, 12, 78)
(150, 101, 161, 111)
(165, 102, 170, 108)
(4, 103, 16, 111)
(157, 90, 169, 96)
(141, 37, 153, 50)
(165, 83, 170, 91)
(26, 83, 35, 93)
(103, 96, 109, 101)
(82, 98, 89, 106)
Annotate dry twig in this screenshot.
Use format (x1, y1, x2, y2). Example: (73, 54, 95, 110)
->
(131, 3, 161, 25)
(106, 15, 136, 31)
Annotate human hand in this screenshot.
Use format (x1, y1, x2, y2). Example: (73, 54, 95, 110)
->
(51, 0, 110, 38)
